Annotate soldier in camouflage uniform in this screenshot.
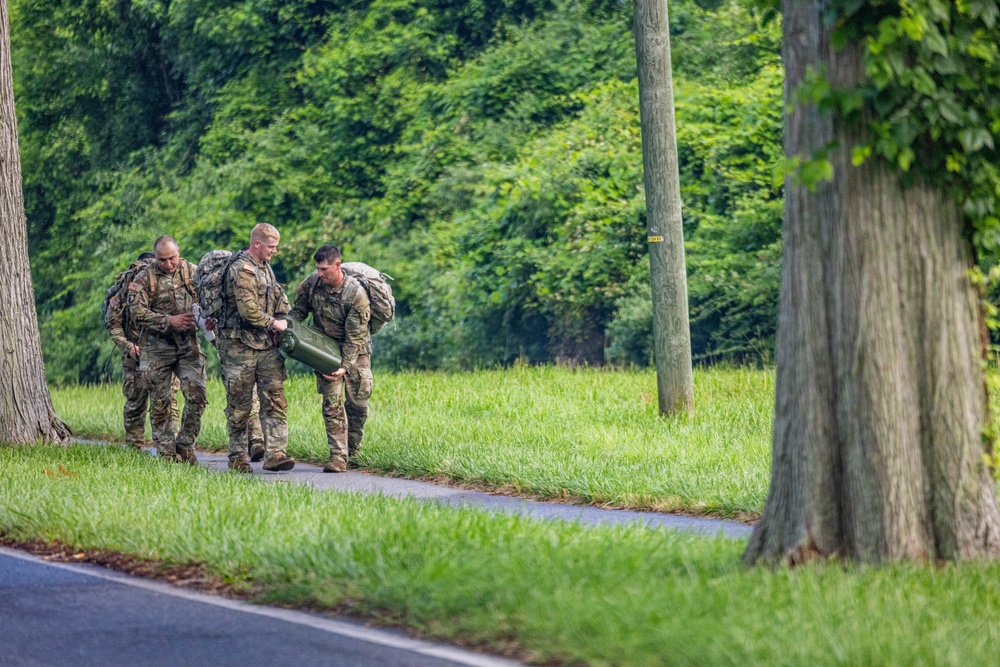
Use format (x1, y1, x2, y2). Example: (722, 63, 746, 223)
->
(128, 236, 210, 463)
(289, 244, 372, 473)
(105, 252, 180, 449)
(218, 223, 295, 473)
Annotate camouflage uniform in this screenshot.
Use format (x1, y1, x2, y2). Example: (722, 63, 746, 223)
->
(105, 260, 179, 448)
(218, 250, 291, 464)
(128, 261, 208, 458)
(290, 271, 372, 461)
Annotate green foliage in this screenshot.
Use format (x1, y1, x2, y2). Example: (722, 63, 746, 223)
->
(813, 1, 1000, 254)
(15, 0, 785, 381)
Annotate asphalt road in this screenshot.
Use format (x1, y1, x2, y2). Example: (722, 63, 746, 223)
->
(0, 548, 520, 667)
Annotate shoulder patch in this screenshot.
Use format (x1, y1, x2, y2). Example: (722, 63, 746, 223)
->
(108, 296, 117, 308)
(127, 282, 138, 291)
(241, 264, 257, 274)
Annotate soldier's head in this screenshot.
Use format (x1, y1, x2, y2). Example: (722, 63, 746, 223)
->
(138, 252, 154, 261)
(249, 223, 280, 263)
(314, 244, 343, 286)
(153, 236, 180, 275)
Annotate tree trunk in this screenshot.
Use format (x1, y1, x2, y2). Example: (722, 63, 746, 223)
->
(0, 0, 70, 444)
(745, 0, 1000, 565)
(633, 0, 694, 417)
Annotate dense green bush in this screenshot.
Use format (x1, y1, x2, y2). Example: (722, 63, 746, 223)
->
(14, 0, 784, 381)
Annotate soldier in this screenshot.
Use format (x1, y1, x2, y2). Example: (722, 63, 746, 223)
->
(128, 236, 210, 463)
(289, 244, 372, 473)
(218, 223, 295, 473)
(105, 252, 179, 449)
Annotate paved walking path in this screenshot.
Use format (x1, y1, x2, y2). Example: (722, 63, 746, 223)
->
(192, 449, 753, 539)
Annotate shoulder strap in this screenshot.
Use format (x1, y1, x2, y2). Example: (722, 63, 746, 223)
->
(179, 261, 197, 299)
(221, 250, 245, 325)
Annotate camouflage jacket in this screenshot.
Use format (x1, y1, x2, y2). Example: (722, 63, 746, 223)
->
(221, 250, 290, 350)
(105, 259, 149, 355)
(127, 260, 200, 347)
(289, 271, 371, 367)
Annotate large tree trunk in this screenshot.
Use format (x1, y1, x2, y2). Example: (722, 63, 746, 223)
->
(745, 0, 1000, 564)
(0, 0, 70, 444)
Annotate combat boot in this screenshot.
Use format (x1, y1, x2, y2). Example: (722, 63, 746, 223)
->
(262, 453, 296, 472)
(158, 450, 180, 462)
(228, 457, 252, 474)
(249, 443, 266, 462)
(177, 449, 198, 465)
(323, 455, 347, 473)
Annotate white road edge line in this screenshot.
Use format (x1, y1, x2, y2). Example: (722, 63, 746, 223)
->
(0, 546, 522, 667)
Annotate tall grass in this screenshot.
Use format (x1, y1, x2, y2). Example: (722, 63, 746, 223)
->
(3, 444, 1000, 667)
(52, 367, 774, 517)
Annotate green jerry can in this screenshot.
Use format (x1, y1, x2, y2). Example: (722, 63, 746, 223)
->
(278, 319, 343, 375)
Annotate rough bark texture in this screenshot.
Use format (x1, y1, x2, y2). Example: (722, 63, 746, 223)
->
(633, 0, 694, 417)
(0, 0, 70, 444)
(744, 0, 1000, 564)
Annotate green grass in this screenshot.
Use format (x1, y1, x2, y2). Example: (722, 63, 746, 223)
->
(52, 367, 774, 518)
(4, 444, 1000, 667)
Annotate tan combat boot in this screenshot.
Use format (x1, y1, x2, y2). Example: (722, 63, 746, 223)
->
(323, 455, 347, 473)
(177, 449, 198, 465)
(228, 457, 252, 474)
(248, 443, 266, 462)
(262, 452, 296, 472)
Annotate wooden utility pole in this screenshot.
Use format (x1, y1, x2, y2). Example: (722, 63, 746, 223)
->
(0, 0, 70, 444)
(633, 0, 693, 416)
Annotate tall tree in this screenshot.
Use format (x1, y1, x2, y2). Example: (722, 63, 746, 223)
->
(745, 0, 1000, 565)
(0, 0, 69, 444)
(633, 0, 694, 416)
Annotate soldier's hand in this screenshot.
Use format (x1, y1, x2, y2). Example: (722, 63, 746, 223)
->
(127, 344, 140, 359)
(272, 318, 288, 333)
(204, 317, 218, 332)
(169, 313, 196, 331)
(322, 368, 347, 380)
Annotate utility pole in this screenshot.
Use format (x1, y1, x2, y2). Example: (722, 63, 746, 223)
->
(632, 0, 693, 417)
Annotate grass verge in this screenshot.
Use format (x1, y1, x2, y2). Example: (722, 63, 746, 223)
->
(4, 444, 1000, 666)
(52, 366, 774, 518)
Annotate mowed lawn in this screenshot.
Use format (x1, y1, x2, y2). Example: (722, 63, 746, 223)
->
(52, 367, 774, 518)
(4, 445, 1000, 667)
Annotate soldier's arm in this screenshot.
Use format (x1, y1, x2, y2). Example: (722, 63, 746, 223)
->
(233, 263, 274, 328)
(275, 282, 291, 320)
(287, 279, 311, 322)
(127, 272, 170, 333)
(342, 287, 370, 368)
(104, 300, 133, 355)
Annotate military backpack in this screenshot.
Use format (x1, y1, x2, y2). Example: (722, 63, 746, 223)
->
(193, 250, 240, 321)
(101, 259, 153, 332)
(341, 262, 395, 335)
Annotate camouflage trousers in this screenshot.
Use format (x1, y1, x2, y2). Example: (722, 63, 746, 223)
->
(122, 354, 179, 448)
(218, 338, 288, 462)
(317, 355, 372, 459)
(139, 337, 208, 457)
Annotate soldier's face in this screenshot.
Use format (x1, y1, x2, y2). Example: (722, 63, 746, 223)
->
(155, 244, 180, 274)
(253, 237, 279, 262)
(316, 259, 343, 286)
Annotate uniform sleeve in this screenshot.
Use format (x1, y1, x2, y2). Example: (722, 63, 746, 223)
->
(275, 283, 291, 320)
(127, 271, 170, 333)
(233, 262, 274, 328)
(104, 297, 132, 355)
(341, 284, 370, 367)
(288, 277, 312, 322)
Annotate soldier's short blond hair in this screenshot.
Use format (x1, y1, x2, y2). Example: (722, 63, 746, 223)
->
(251, 223, 280, 244)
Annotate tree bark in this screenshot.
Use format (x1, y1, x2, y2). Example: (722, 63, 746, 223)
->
(745, 0, 1000, 565)
(633, 0, 694, 417)
(0, 0, 70, 444)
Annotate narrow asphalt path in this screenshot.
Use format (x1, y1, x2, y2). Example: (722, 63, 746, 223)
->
(193, 449, 752, 539)
(0, 547, 520, 667)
